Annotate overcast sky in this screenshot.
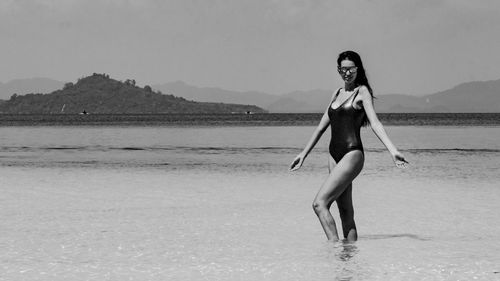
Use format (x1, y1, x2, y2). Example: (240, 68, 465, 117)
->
(1, 0, 500, 95)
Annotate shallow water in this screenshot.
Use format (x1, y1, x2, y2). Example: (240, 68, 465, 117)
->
(1, 125, 499, 280)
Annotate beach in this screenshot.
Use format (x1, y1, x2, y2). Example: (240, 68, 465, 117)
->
(1, 124, 500, 280)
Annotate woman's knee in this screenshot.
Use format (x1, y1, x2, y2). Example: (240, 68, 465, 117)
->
(312, 199, 329, 214)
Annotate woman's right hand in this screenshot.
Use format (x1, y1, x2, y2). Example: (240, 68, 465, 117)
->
(290, 154, 306, 171)
(392, 151, 409, 168)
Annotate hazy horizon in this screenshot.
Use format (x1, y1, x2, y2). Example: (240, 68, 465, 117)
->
(2, 0, 500, 96)
(0, 73, 500, 99)
(1, 75, 500, 98)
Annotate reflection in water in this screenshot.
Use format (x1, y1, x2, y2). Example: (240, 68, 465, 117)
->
(322, 241, 360, 281)
(327, 234, 429, 280)
(335, 242, 359, 281)
(336, 242, 358, 262)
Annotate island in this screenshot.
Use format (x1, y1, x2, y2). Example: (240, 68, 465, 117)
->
(0, 73, 266, 114)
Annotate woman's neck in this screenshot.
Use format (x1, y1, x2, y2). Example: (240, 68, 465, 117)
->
(344, 82, 357, 91)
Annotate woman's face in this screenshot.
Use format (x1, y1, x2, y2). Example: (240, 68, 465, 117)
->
(338, 59, 358, 84)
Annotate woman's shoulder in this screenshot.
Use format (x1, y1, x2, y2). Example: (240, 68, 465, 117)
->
(356, 85, 372, 98)
(357, 85, 369, 93)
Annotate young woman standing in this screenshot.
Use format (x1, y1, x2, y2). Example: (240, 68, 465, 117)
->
(290, 50, 408, 242)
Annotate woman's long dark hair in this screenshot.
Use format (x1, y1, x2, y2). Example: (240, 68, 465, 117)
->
(337, 50, 374, 126)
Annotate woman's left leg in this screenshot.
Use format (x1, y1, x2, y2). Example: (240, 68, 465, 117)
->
(337, 184, 357, 241)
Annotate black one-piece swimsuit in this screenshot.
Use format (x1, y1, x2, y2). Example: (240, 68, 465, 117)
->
(327, 88, 366, 163)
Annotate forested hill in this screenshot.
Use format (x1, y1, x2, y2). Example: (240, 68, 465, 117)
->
(0, 74, 265, 114)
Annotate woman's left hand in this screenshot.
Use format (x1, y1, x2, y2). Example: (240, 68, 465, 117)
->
(392, 151, 409, 168)
(290, 154, 306, 171)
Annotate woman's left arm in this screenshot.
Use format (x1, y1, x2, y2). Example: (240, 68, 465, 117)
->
(359, 86, 409, 167)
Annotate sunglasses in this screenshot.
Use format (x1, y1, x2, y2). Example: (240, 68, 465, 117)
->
(337, 66, 358, 75)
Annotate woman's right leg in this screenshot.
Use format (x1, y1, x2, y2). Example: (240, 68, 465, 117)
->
(312, 151, 364, 241)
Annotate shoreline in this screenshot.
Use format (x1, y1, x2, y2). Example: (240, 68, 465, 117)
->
(0, 113, 499, 127)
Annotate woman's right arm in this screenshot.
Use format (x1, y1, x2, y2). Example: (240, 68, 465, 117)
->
(290, 92, 336, 171)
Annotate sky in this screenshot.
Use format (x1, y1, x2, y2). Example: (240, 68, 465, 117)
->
(1, 0, 500, 96)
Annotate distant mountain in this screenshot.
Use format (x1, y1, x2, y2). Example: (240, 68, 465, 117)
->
(421, 79, 500, 112)
(152, 81, 279, 109)
(373, 94, 428, 113)
(151, 79, 500, 113)
(0, 78, 65, 100)
(267, 89, 332, 113)
(3, 76, 499, 113)
(0, 74, 265, 114)
(268, 80, 500, 113)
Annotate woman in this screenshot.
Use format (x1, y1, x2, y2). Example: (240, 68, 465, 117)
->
(290, 50, 408, 242)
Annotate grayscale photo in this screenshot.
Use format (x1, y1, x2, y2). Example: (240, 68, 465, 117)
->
(1, 1, 499, 280)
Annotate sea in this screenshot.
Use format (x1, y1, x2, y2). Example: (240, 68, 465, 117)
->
(0, 113, 499, 281)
